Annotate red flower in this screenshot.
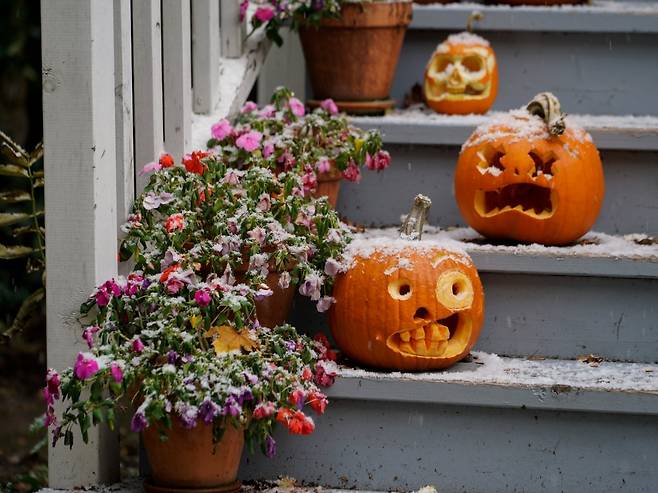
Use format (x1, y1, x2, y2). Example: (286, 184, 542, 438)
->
(159, 264, 179, 283)
(159, 153, 175, 168)
(276, 409, 315, 435)
(165, 213, 185, 233)
(182, 150, 209, 175)
(307, 391, 328, 415)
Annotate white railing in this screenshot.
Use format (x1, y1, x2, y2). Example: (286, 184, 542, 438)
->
(41, 0, 269, 488)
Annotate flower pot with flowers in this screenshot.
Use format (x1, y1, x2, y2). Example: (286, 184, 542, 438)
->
(207, 88, 392, 209)
(246, 1, 413, 113)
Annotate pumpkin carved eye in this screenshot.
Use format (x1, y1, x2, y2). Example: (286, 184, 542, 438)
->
(528, 151, 556, 178)
(388, 278, 412, 300)
(436, 270, 474, 310)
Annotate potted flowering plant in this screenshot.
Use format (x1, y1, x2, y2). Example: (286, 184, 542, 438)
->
(122, 149, 351, 326)
(45, 268, 338, 492)
(207, 87, 391, 208)
(245, 1, 412, 112)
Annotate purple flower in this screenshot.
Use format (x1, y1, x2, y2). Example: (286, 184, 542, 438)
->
(198, 398, 221, 425)
(110, 362, 124, 383)
(243, 370, 258, 385)
(299, 272, 323, 301)
(236, 130, 263, 152)
(288, 97, 305, 117)
(285, 340, 296, 352)
(320, 98, 338, 115)
(265, 435, 277, 458)
(143, 191, 175, 210)
(223, 395, 242, 417)
(132, 337, 145, 354)
(316, 296, 336, 313)
(74, 353, 99, 380)
(254, 5, 275, 22)
(160, 247, 182, 269)
(82, 325, 100, 349)
(167, 350, 180, 365)
(324, 258, 342, 277)
(238, 388, 254, 405)
(130, 410, 148, 433)
(241, 101, 258, 114)
(177, 403, 199, 429)
(138, 161, 161, 176)
(211, 119, 232, 140)
(194, 289, 212, 307)
(255, 285, 273, 301)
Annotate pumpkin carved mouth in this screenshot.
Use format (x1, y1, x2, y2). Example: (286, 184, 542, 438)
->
(386, 312, 471, 358)
(474, 184, 555, 219)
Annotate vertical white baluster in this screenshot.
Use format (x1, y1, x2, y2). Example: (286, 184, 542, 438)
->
(192, 0, 220, 114)
(220, 0, 245, 58)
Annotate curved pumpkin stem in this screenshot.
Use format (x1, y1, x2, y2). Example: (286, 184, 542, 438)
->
(466, 11, 484, 33)
(527, 92, 566, 136)
(401, 194, 432, 240)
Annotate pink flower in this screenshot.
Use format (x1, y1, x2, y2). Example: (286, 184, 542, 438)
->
(236, 130, 263, 152)
(288, 388, 306, 410)
(320, 98, 338, 115)
(82, 325, 100, 349)
(299, 272, 323, 301)
(211, 119, 232, 140)
(166, 278, 184, 294)
(257, 193, 271, 212)
(222, 169, 243, 185)
(132, 337, 145, 354)
(316, 296, 336, 313)
(324, 258, 342, 277)
(263, 140, 275, 158)
(302, 170, 317, 194)
(367, 150, 391, 171)
(239, 0, 249, 21)
(110, 362, 123, 383)
(95, 289, 110, 307)
(241, 101, 258, 114)
(254, 5, 275, 22)
(288, 97, 305, 117)
(248, 226, 266, 245)
(44, 369, 61, 405)
(317, 158, 331, 174)
(139, 161, 161, 176)
(260, 104, 276, 118)
(74, 353, 99, 380)
(315, 360, 337, 387)
(165, 213, 185, 233)
(253, 401, 276, 420)
(194, 289, 212, 307)
(301, 367, 313, 381)
(342, 162, 361, 183)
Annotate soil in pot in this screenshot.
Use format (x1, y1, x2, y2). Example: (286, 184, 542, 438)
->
(299, 1, 412, 104)
(143, 420, 244, 492)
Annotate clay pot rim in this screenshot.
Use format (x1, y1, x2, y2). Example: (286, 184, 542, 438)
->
(298, 1, 413, 29)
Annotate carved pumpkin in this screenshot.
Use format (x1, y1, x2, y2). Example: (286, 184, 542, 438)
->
(424, 31, 498, 115)
(455, 93, 605, 246)
(330, 195, 484, 371)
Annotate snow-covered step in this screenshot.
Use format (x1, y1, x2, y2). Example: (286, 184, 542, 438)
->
(410, 2, 658, 34)
(290, 228, 658, 363)
(243, 355, 658, 492)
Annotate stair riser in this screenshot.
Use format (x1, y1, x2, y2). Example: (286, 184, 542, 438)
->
(338, 145, 658, 236)
(290, 274, 658, 363)
(241, 399, 658, 492)
(394, 30, 658, 115)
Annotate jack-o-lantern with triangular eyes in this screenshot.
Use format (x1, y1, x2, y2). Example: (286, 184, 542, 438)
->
(455, 93, 605, 246)
(330, 195, 485, 371)
(424, 32, 498, 115)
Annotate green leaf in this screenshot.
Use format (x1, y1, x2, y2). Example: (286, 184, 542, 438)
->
(0, 212, 31, 227)
(3, 288, 45, 337)
(30, 142, 44, 164)
(0, 190, 31, 204)
(0, 164, 28, 178)
(0, 243, 34, 259)
(0, 131, 30, 167)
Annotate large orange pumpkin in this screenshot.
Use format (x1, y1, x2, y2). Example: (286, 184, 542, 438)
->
(455, 92, 605, 245)
(330, 195, 485, 371)
(424, 31, 498, 115)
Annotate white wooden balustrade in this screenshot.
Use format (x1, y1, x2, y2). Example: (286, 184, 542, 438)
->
(41, 0, 269, 488)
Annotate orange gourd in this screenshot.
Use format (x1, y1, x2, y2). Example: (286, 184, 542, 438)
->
(424, 30, 498, 115)
(330, 195, 485, 371)
(455, 92, 605, 245)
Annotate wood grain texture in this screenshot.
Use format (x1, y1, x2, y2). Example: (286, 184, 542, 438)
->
(191, 0, 220, 113)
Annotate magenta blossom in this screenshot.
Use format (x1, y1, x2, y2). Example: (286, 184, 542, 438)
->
(254, 5, 275, 22)
(110, 362, 124, 383)
(366, 150, 392, 171)
(320, 98, 339, 115)
(130, 410, 148, 433)
(260, 104, 276, 118)
(132, 337, 145, 354)
(288, 97, 305, 117)
(263, 140, 275, 158)
(241, 101, 258, 114)
(139, 161, 161, 176)
(194, 289, 212, 307)
(317, 158, 331, 174)
(211, 119, 233, 140)
(342, 163, 361, 183)
(82, 325, 100, 349)
(74, 353, 100, 380)
(236, 130, 263, 152)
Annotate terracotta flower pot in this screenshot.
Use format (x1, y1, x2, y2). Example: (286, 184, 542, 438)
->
(255, 271, 296, 328)
(299, 1, 413, 102)
(312, 168, 342, 208)
(143, 421, 244, 493)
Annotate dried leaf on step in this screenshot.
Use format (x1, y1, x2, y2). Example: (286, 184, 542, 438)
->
(205, 325, 257, 354)
(577, 353, 604, 367)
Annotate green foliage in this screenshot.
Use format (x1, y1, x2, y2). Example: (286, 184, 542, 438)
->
(0, 131, 45, 338)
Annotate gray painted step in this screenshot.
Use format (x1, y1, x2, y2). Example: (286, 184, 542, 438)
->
(289, 229, 658, 363)
(242, 356, 658, 492)
(390, 29, 658, 115)
(411, 2, 658, 34)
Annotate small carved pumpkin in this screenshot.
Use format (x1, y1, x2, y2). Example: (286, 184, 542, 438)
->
(330, 195, 485, 371)
(424, 31, 498, 115)
(455, 93, 605, 246)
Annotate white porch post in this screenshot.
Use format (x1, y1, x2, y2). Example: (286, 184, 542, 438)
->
(42, 0, 120, 488)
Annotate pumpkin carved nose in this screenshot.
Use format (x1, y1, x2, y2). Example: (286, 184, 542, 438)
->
(414, 307, 431, 321)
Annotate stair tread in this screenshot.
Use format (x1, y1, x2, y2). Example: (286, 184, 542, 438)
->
(410, 1, 658, 33)
(351, 109, 658, 150)
(330, 351, 658, 415)
(352, 227, 658, 278)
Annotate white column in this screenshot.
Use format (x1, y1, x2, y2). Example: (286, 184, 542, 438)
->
(192, 0, 221, 114)
(42, 0, 120, 488)
(220, 0, 245, 58)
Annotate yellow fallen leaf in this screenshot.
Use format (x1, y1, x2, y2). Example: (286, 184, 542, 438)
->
(205, 325, 257, 354)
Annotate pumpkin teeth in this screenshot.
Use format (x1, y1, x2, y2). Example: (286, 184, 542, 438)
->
(474, 186, 555, 219)
(387, 316, 457, 357)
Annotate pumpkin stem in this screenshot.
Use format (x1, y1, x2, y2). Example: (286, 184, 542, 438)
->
(466, 11, 484, 33)
(527, 92, 566, 136)
(400, 194, 432, 241)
